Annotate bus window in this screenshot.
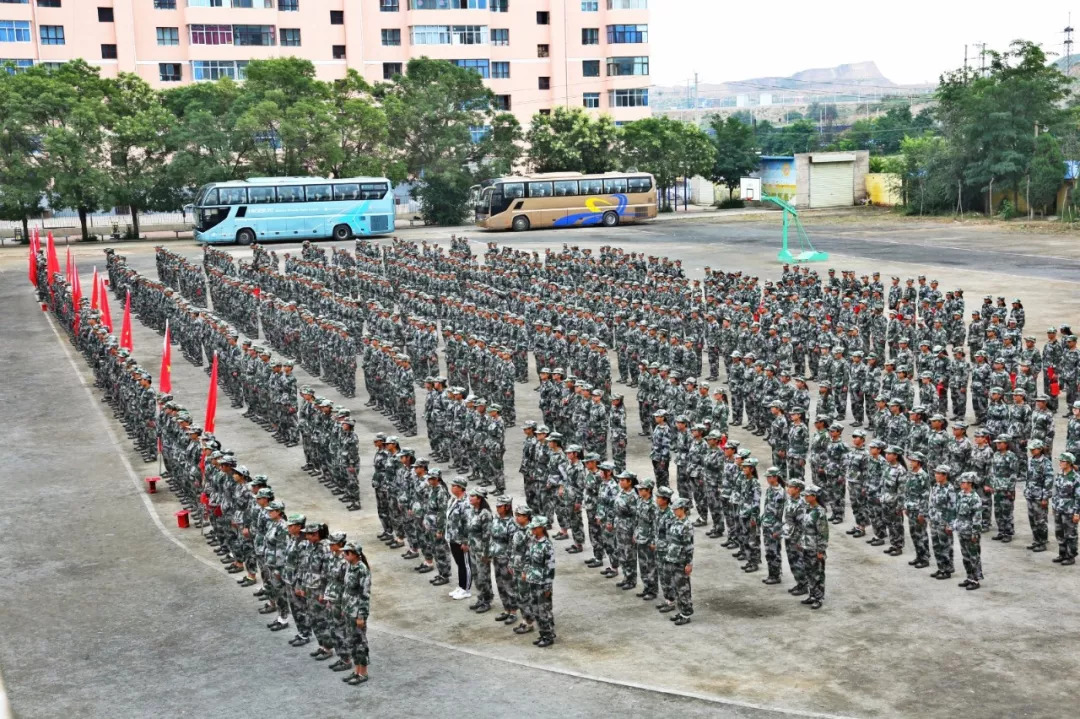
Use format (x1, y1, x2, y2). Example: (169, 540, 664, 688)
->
(603, 178, 628, 194)
(628, 176, 652, 193)
(277, 186, 304, 203)
(220, 187, 248, 205)
(334, 184, 361, 201)
(501, 182, 524, 200)
(248, 186, 275, 204)
(200, 188, 220, 206)
(579, 179, 603, 196)
(305, 184, 332, 202)
(360, 183, 388, 200)
(528, 181, 553, 198)
(554, 180, 579, 197)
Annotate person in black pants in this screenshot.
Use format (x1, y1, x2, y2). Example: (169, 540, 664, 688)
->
(447, 476, 472, 599)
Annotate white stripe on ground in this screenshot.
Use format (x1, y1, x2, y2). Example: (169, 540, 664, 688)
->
(0, 667, 12, 719)
(42, 303, 853, 719)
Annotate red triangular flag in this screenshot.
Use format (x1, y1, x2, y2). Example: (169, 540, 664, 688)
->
(160, 320, 172, 395)
(120, 289, 134, 351)
(45, 232, 59, 285)
(65, 247, 72, 283)
(99, 276, 112, 332)
(72, 266, 82, 306)
(90, 267, 99, 310)
(204, 352, 219, 434)
(28, 241, 37, 287)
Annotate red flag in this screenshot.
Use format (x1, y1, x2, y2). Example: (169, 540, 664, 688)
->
(160, 320, 173, 395)
(65, 247, 72, 283)
(72, 266, 82, 305)
(90, 267, 99, 310)
(120, 289, 134, 351)
(45, 232, 59, 284)
(204, 352, 219, 434)
(28, 242, 37, 287)
(99, 276, 113, 332)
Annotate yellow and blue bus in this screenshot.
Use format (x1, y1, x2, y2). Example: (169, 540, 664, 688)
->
(474, 172, 657, 231)
(192, 176, 395, 245)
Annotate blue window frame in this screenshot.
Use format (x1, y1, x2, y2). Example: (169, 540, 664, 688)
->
(0, 20, 31, 43)
(606, 23, 647, 43)
(451, 58, 489, 78)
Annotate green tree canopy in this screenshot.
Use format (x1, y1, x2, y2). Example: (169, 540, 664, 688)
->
(525, 107, 620, 174)
(708, 114, 759, 194)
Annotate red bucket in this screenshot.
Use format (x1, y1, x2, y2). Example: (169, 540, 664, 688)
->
(175, 509, 190, 529)
(145, 476, 160, 494)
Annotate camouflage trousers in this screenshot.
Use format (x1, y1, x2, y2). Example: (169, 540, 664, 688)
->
(616, 529, 636, 584)
(1054, 511, 1078, 559)
(991, 489, 1015, 537)
(724, 498, 742, 544)
(524, 479, 544, 514)
(764, 531, 783, 579)
(601, 521, 620, 569)
(515, 573, 534, 624)
(671, 568, 693, 617)
(543, 484, 560, 530)
(785, 539, 806, 586)
(950, 385, 967, 418)
(586, 507, 604, 562)
(431, 536, 452, 578)
(907, 513, 930, 560)
(848, 482, 869, 528)
(959, 532, 983, 581)
(1027, 500, 1049, 545)
(787, 456, 806, 483)
(803, 551, 826, 601)
(930, 524, 954, 573)
(658, 559, 675, 602)
(975, 485, 993, 529)
(739, 514, 761, 566)
(707, 347, 721, 379)
(652, 458, 671, 487)
(268, 570, 289, 618)
(729, 392, 743, 425)
(347, 620, 369, 667)
(637, 542, 658, 595)
(885, 502, 905, 549)
(311, 599, 341, 651)
(826, 472, 846, 521)
(833, 387, 848, 420)
(692, 475, 709, 524)
(468, 553, 494, 602)
(288, 588, 312, 637)
(868, 497, 888, 540)
(528, 583, 555, 639)
(971, 390, 988, 424)
(494, 558, 517, 612)
(706, 480, 724, 534)
(374, 487, 393, 535)
(673, 469, 690, 506)
(850, 388, 865, 423)
(611, 431, 627, 472)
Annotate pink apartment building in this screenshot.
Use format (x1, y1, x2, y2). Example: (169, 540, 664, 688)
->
(0, 0, 650, 126)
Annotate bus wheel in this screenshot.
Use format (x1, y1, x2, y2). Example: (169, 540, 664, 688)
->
(332, 224, 353, 241)
(236, 228, 255, 246)
(602, 211, 619, 227)
(512, 215, 530, 232)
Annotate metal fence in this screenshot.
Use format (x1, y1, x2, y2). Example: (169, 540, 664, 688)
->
(0, 211, 190, 231)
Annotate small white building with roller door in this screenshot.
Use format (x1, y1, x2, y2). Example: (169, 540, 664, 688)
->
(793, 151, 869, 210)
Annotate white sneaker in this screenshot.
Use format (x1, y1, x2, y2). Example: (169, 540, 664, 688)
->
(453, 590, 472, 601)
(449, 588, 464, 599)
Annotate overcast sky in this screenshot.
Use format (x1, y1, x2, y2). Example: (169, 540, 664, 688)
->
(652, 0, 1076, 87)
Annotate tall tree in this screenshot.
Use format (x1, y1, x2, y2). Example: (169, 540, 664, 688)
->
(621, 117, 714, 210)
(1028, 132, 1065, 214)
(0, 69, 47, 241)
(316, 70, 399, 181)
(525, 107, 620, 173)
(708, 114, 759, 196)
(163, 78, 255, 194)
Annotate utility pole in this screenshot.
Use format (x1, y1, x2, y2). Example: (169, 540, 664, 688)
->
(1066, 16, 1074, 77)
(976, 42, 987, 76)
(694, 71, 699, 110)
(964, 44, 968, 77)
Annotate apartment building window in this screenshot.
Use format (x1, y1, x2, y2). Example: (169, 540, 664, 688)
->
(332, 44, 345, 59)
(410, 0, 488, 7)
(493, 94, 510, 111)
(279, 0, 298, 10)
(490, 0, 508, 11)
(380, 0, 399, 10)
(490, 28, 508, 45)
(228, 0, 276, 7)
(491, 60, 509, 78)
(39, 25, 65, 45)
(606, 55, 648, 76)
(608, 0, 647, 7)
(536, 11, 548, 24)
(581, 28, 598, 45)
(583, 92, 600, 108)
(582, 60, 599, 77)
(153, 0, 176, 8)
(538, 109, 550, 116)
(156, 27, 180, 45)
(451, 58, 489, 78)
(192, 59, 248, 81)
(410, 25, 487, 45)
(190, 24, 233, 45)
(608, 87, 648, 107)
(330, 10, 344, 25)
(382, 62, 402, 79)
(537, 44, 548, 58)
(1, 59, 34, 74)
(98, 7, 113, 21)
(0, 0, 28, 3)
(279, 28, 300, 46)
(469, 125, 491, 143)
(187, 0, 224, 6)
(234, 25, 275, 46)
(607, 23, 647, 43)
(581, 1, 598, 10)
(101, 43, 118, 59)
(38, 0, 62, 7)
(159, 62, 182, 82)
(381, 28, 400, 46)
(0, 21, 30, 42)
(538, 76, 549, 90)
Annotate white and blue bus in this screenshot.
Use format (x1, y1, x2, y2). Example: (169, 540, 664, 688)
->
(192, 176, 396, 245)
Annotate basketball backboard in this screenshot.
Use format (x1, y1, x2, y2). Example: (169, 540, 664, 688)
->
(739, 177, 762, 201)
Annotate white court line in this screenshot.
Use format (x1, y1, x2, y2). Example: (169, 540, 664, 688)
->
(40, 308, 852, 719)
(0, 669, 11, 719)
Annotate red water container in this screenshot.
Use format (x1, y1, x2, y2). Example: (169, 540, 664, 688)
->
(145, 476, 160, 494)
(175, 510, 190, 529)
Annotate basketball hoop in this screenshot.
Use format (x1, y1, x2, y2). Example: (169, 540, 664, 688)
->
(739, 177, 761, 202)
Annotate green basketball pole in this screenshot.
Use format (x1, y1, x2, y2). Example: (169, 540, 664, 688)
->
(762, 193, 828, 263)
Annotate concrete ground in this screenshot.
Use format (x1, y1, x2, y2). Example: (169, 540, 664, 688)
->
(1, 217, 1078, 719)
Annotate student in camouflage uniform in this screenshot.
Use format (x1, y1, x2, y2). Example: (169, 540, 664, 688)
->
(956, 473, 984, 589)
(783, 478, 807, 595)
(800, 485, 829, 609)
(581, 454, 605, 568)
(903, 452, 932, 569)
(650, 410, 673, 486)
(466, 488, 495, 613)
(491, 496, 522, 625)
(737, 458, 762, 573)
(928, 466, 958, 579)
(523, 516, 556, 647)
(340, 542, 372, 684)
(1051, 452, 1080, 565)
(666, 497, 695, 625)
(987, 436, 1019, 542)
(634, 479, 659, 601)
(613, 470, 640, 590)
(596, 461, 621, 578)
(761, 467, 786, 584)
(882, 447, 907, 556)
(609, 393, 627, 471)
(1024, 440, 1053, 553)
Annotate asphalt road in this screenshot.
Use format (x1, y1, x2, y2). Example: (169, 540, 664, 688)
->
(2, 216, 1079, 719)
